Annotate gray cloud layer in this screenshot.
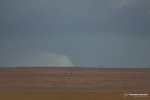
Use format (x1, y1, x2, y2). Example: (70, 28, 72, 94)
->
(0, 0, 150, 67)
(1, 0, 150, 35)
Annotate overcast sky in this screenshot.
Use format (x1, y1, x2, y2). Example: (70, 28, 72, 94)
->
(0, 0, 150, 67)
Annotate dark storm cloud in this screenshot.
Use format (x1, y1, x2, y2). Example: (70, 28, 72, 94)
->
(1, 0, 150, 36)
(0, 0, 150, 67)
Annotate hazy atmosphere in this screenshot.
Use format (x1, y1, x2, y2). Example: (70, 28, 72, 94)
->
(0, 0, 150, 68)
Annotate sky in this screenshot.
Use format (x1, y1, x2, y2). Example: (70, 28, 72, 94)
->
(0, 0, 150, 68)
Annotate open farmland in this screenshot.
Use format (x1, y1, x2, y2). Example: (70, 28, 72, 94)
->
(0, 67, 150, 100)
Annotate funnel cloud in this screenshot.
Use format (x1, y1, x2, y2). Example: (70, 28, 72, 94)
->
(0, 51, 74, 67)
(36, 52, 74, 67)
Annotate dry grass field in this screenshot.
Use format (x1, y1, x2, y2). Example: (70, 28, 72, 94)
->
(0, 67, 150, 100)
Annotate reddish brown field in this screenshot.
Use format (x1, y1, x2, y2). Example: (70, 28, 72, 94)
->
(0, 67, 150, 100)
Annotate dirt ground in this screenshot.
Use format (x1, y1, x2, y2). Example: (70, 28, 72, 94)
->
(0, 67, 150, 100)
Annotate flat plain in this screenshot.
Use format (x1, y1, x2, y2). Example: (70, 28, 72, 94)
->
(0, 67, 150, 100)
